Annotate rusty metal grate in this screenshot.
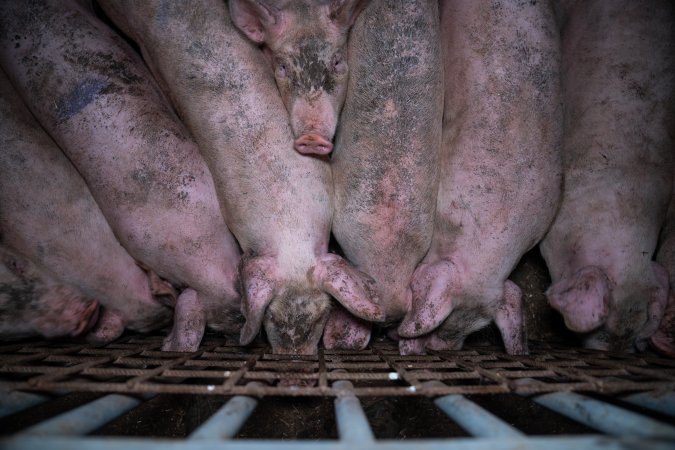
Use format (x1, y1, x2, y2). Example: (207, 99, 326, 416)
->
(1, 334, 674, 397)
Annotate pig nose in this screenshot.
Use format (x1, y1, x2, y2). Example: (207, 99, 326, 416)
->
(294, 134, 333, 155)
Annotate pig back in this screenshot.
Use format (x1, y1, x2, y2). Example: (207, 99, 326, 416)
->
(332, 0, 443, 319)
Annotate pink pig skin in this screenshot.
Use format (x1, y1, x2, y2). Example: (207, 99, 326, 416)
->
(0, 0, 243, 352)
(0, 69, 171, 341)
(98, 0, 382, 355)
(0, 244, 99, 341)
(329, 0, 443, 351)
(398, 0, 563, 355)
(540, 0, 674, 352)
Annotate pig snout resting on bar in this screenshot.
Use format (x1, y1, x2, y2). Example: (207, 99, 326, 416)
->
(229, 0, 368, 155)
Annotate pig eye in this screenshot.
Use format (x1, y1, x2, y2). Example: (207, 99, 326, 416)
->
(331, 52, 346, 73)
(275, 63, 287, 78)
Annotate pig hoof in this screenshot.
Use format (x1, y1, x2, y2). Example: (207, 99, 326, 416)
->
(294, 134, 333, 155)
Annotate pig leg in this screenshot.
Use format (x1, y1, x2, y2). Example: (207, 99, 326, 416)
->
(162, 289, 205, 352)
(494, 281, 528, 355)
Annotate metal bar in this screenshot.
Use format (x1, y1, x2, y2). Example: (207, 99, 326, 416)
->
(533, 391, 675, 439)
(333, 380, 375, 442)
(18, 394, 144, 436)
(188, 382, 262, 440)
(424, 381, 524, 438)
(622, 390, 675, 417)
(0, 387, 49, 418)
(2, 436, 675, 450)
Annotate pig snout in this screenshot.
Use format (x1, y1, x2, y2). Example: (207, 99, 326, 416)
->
(294, 134, 333, 155)
(290, 95, 340, 155)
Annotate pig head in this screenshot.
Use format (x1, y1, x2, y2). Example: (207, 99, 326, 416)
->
(239, 253, 383, 354)
(229, 0, 367, 155)
(0, 245, 100, 340)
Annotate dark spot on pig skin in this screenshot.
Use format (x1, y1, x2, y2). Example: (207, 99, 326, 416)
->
(56, 78, 108, 121)
(0, 282, 36, 314)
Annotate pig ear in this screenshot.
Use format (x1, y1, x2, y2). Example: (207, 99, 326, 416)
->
(647, 261, 675, 356)
(650, 292, 675, 358)
(546, 265, 611, 333)
(85, 307, 126, 344)
(313, 253, 384, 322)
(494, 280, 528, 355)
(329, 0, 369, 28)
(239, 256, 277, 345)
(398, 261, 456, 338)
(323, 304, 371, 350)
(229, 0, 280, 44)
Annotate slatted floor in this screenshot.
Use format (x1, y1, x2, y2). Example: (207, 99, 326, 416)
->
(1, 334, 674, 449)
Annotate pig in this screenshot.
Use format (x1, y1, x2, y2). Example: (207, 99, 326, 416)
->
(397, 0, 563, 355)
(0, 67, 171, 343)
(652, 180, 675, 358)
(0, 0, 243, 352)
(228, 0, 367, 155)
(0, 244, 100, 340)
(539, 0, 675, 352)
(541, 1, 675, 351)
(328, 0, 442, 351)
(98, 0, 383, 354)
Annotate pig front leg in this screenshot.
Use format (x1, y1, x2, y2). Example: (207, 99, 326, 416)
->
(162, 289, 206, 353)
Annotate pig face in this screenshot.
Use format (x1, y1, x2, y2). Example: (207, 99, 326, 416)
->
(229, 0, 367, 155)
(262, 286, 332, 354)
(0, 248, 100, 340)
(29, 286, 100, 339)
(238, 253, 383, 354)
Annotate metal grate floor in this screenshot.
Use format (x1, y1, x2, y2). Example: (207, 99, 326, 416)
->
(1, 335, 674, 449)
(0, 334, 674, 397)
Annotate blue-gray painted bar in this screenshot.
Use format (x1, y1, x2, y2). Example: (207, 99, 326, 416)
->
(1, 436, 674, 450)
(333, 380, 375, 442)
(533, 391, 675, 439)
(424, 381, 523, 438)
(622, 391, 675, 418)
(18, 394, 142, 436)
(0, 389, 49, 418)
(189, 383, 262, 440)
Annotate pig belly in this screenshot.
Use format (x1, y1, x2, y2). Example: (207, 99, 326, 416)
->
(540, 0, 674, 352)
